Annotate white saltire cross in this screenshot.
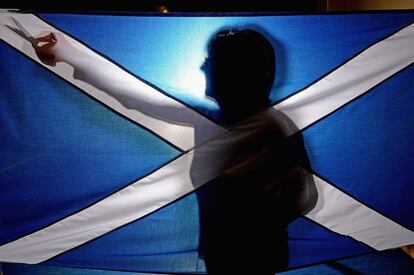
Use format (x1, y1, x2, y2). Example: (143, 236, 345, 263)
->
(1, 10, 414, 264)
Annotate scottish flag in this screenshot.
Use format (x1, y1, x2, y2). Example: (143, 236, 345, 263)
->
(1, 10, 414, 273)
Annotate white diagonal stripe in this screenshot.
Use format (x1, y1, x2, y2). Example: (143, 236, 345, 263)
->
(0, 11, 225, 151)
(1, 10, 414, 264)
(274, 22, 414, 130)
(305, 175, 414, 250)
(0, 151, 196, 264)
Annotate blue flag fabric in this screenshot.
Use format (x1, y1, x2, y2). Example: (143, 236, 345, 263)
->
(1, 11, 414, 273)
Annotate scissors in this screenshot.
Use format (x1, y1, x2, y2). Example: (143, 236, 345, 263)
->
(3, 17, 58, 66)
(4, 16, 38, 45)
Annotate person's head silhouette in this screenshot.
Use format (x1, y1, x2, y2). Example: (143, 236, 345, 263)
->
(203, 28, 275, 124)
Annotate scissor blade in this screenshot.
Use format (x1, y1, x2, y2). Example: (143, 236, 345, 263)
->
(8, 17, 37, 45)
(4, 24, 28, 41)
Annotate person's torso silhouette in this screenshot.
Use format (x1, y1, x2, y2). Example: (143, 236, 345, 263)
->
(193, 29, 312, 275)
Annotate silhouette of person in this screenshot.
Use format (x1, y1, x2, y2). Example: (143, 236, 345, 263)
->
(34, 27, 316, 275)
(194, 29, 315, 275)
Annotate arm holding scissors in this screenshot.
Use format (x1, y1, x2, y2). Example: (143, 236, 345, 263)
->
(30, 31, 196, 125)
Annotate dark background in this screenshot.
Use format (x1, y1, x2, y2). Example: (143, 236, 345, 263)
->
(1, 0, 413, 13)
(1, 0, 319, 13)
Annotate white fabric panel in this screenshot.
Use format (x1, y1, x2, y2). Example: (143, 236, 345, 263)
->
(0, 11, 224, 151)
(1, 10, 414, 264)
(274, 22, 414, 130)
(306, 175, 414, 250)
